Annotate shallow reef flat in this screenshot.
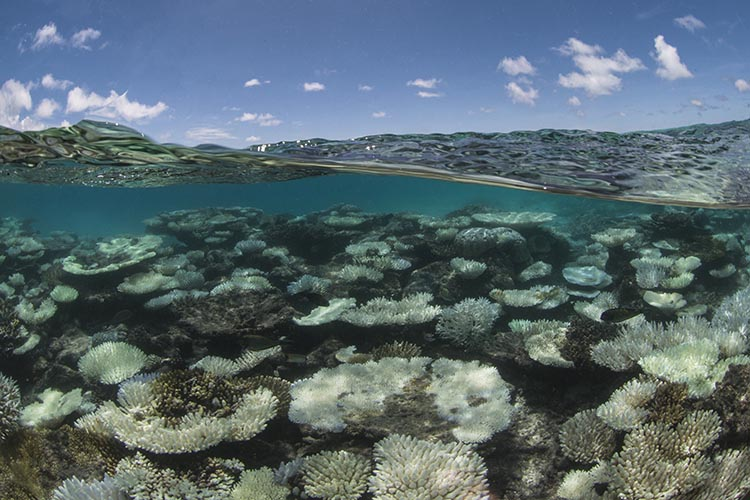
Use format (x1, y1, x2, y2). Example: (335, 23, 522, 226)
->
(3, 202, 750, 499)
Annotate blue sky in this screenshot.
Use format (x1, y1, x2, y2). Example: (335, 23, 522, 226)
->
(1, 0, 749, 147)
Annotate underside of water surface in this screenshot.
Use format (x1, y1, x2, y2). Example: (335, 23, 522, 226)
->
(2, 121, 750, 499)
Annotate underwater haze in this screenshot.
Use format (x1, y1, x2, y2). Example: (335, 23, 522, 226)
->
(2, 1, 750, 499)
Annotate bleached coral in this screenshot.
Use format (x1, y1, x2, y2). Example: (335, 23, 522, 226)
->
(449, 257, 487, 279)
(341, 293, 440, 327)
(51, 476, 125, 500)
(518, 261, 552, 282)
(191, 345, 282, 377)
(491, 285, 569, 309)
(14, 297, 57, 324)
(76, 378, 277, 454)
(294, 297, 357, 326)
(559, 409, 617, 463)
(62, 235, 163, 275)
(435, 297, 500, 347)
(287, 274, 332, 295)
(288, 357, 430, 432)
(78, 341, 150, 384)
(232, 467, 289, 500)
(337, 264, 384, 283)
(591, 227, 638, 247)
(427, 358, 514, 443)
(301, 450, 371, 500)
(369, 434, 490, 500)
(596, 378, 658, 431)
(19, 387, 82, 428)
(49, 284, 79, 303)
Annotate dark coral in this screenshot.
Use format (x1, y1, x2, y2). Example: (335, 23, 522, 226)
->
(644, 383, 688, 426)
(371, 340, 422, 360)
(559, 317, 618, 369)
(151, 369, 241, 423)
(172, 291, 295, 337)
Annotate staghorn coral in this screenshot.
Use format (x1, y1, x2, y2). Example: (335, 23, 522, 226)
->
(0, 374, 20, 442)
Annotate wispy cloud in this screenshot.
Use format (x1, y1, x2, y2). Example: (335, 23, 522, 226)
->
(303, 82, 325, 92)
(690, 98, 705, 109)
(505, 82, 538, 105)
(567, 96, 582, 106)
(245, 135, 261, 143)
(735, 79, 750, 92)
(70, 28, 101, 50)
(407, 78, 440, 89)
(66, 87, 168, 121)
(674, 15, 706, 32)
(185, 127, 236, 143)
(41, 73, 73, 90)
(653, 35, 692, 80)
(36, 98, 60, 118)
(417, 91, 442, 98)
(31, 22, 64, 50)
(25, 23, 103, 51)
(372, 111, 386, 118)
(358, 84, 373, 92)
(236, 112, 282, 126)
(499, 56, 535, 76)
(557, 38, 645, 96)
(244, 78, 270, 88)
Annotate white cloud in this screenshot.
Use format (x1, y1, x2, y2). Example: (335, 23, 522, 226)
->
(36, 98, 60, 118)
(557, 38, 645, 96)
(567, 96, 582, 106)
(372, 111, 386, 118)
(407, 78, 439, 89)
(41, 73, 73, 90)
(674, 15, 706, 32)
(505, 82, 538, 105)
(499, 56, 535, 76)
(185, 127, 236, 143)
(236, 112, 281, 126)
(66, 87, 168, 121)
(237, 112, 258, 122)
(417, 91, 442, 98)
(653, 35, 693, 80)
(358, 84, 373, 91)
(71, 28, 101, 50)
(735, 79, 750, 92)
(303, 82, 325, 92)
(244, 78, 262, 88)
(690, 98, 704, 108)
(245, 135, 261, 142)
(31, 23, 64, 50)
(0, 79, 34, 129)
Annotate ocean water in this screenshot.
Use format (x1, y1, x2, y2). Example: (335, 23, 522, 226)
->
(1, 120, 750, 499)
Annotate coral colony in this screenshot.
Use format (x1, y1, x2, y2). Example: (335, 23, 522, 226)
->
(2, 202, 750, 499)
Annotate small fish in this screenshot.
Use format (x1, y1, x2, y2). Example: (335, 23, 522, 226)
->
(600, 307, 641, 323)
(110, 309, 133, 324)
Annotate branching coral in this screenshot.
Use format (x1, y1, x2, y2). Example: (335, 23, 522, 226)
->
(369, 434, 490, 499)
(301, 450, 371, 500)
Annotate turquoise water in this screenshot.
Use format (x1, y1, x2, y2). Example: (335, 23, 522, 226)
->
(2, 121, 750, 499)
